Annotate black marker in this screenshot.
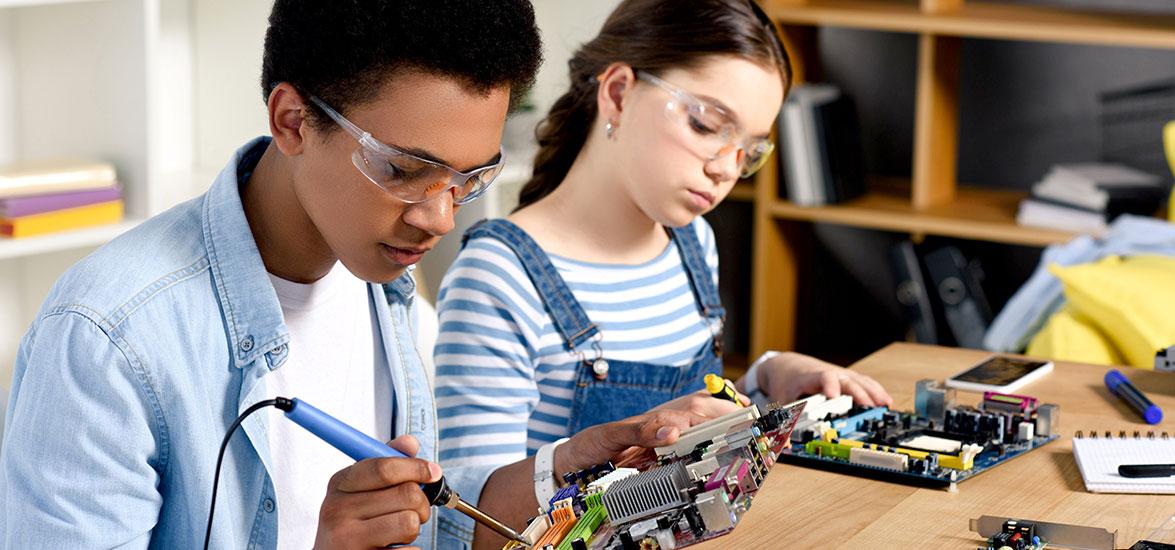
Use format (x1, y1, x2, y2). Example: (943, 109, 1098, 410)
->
(1118, 464, 1175, 478)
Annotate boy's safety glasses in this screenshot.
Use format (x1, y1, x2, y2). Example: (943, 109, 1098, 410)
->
(310, 96, 505, 205)
(636, 71, 775, 178)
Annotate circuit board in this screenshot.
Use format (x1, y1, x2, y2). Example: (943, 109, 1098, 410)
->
(777, 379, 1060, 489)
(503, 400, 807, 550)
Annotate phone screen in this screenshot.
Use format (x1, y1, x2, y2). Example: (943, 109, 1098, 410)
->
(951, 356, 1050, 386)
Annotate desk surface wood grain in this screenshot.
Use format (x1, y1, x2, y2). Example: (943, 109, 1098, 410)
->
(696, 343, 1175, 549)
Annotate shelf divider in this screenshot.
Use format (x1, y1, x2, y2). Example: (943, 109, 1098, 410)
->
(912, 33, 960, 210)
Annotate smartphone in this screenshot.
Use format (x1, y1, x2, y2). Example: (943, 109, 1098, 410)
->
(944, 355, 1053, 393)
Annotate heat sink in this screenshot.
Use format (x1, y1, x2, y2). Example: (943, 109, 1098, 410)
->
(601, 462, 689, 525)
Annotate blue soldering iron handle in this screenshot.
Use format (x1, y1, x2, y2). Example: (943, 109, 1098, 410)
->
(281, 398, 453, 506)
(284, 398, 407, 460)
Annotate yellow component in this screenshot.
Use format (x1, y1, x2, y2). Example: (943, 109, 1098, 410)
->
(821, 428, 839, 442)
(1164, 121, 1175, 222)
(939, 444, 983, 471)
(807, 439, 983, 471)
(938, 456, 970, 470)
(704, 373, 725, 394)
(704, 373, 743, 406)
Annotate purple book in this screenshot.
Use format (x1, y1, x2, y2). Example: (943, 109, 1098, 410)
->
(0, 185, 122, 218)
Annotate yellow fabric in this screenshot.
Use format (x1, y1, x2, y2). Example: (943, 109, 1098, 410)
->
(1027, 305, 1122, 366)
(1048, 255, 1175, 369)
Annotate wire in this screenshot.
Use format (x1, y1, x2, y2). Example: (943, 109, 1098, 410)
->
(204, 397, 294, 550)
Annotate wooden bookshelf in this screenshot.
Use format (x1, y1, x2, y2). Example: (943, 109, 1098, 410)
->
(749, 0, 1175, 356)
(768, 184, 1077, 247)
(728, 182, 757, 202)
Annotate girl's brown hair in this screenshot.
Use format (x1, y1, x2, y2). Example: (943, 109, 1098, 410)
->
(516, 0, 790, 210)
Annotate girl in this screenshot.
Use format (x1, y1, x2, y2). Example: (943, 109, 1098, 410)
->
(435, 0, 892, 545)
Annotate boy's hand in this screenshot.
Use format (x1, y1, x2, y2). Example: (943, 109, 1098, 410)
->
(314, 435, 440, 550)
(651, 388, 748, 419)
(554, 409, 707, 475)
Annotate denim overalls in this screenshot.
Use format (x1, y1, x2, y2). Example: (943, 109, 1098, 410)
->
(462, 219, 725, 433)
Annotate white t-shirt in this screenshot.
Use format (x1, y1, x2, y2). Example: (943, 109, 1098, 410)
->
(264, 262, 392, 549)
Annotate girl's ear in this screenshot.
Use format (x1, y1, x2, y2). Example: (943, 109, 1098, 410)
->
(595, 63, 637, 127)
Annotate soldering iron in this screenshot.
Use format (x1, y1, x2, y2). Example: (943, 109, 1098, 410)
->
(203, 397, 524, 549)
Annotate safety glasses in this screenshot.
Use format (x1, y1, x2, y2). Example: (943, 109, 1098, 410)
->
(310, 96, 505, 205)
(636, 71, 775, 178)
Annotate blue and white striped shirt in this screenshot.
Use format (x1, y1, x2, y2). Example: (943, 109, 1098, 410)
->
(434, 218, 720, 472)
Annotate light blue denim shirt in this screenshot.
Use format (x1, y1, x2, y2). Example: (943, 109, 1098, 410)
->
(0, 137, 439, 549)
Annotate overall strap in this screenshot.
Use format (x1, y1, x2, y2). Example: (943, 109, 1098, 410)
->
(667, 224, 726, 322)
(462, 219, 600, 351)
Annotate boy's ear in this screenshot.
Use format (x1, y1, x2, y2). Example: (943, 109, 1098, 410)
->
(596, 63, 637, 125)
(267, 82, 308, 156)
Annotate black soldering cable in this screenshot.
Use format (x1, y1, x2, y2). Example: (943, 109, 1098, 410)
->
(204, 396, 523, 548)
(204, 398, 294, 550)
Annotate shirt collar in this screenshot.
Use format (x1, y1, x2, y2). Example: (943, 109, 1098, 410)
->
(202, 137, 290, 369)
(201, 137, 420, 368)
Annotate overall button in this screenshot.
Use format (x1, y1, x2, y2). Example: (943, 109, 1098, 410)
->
(239, 335, 255, 352)
(592, 359, 609, 380)
(263, 498, 274, 513)
(272, 343, 286, 356)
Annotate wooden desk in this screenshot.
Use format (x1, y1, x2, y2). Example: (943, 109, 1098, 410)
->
(699, 343, 1175, 548)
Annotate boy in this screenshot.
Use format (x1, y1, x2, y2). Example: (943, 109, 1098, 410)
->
(1, 2, 700, 548)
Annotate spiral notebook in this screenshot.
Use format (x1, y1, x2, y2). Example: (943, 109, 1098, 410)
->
(1072, 431, 1175, 494)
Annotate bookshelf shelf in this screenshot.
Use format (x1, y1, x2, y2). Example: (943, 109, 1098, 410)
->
(0, 219, 140, 261)
(768, 185, 1077, 247)
(766, 0, 1175, 50)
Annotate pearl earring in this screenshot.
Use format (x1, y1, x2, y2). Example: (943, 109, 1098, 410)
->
(606, 119, 618, 140)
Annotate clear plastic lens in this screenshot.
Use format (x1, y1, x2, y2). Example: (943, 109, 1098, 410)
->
(642, 72, 776, 178)
(739, 141, 774, 178)
(352, 147, 499, 205)
(310, 96, 502, 205)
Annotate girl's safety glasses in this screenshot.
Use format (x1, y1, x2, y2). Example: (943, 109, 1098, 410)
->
(636, 71, 775, 178)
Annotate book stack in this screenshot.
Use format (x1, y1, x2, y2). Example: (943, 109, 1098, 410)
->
(0, 161, 124, 238)
(777, 83, 866, 207)
(1016, 163, 1167, 236)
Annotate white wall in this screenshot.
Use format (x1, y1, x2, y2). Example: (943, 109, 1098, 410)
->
(530, 0, 622, 115)
(191, 0, 271, 188)
(0, 11, 13, 165)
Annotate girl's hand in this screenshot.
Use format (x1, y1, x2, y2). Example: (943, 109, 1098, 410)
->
(758, 352, 893, 407)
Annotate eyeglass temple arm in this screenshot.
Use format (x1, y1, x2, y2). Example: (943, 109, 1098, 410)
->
(308, 96, 373, 145)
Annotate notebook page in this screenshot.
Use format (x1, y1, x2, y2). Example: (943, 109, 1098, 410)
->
(1072, 437, 1175, 494)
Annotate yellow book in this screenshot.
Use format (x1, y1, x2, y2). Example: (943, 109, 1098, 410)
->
(1, 200, 124, 238)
